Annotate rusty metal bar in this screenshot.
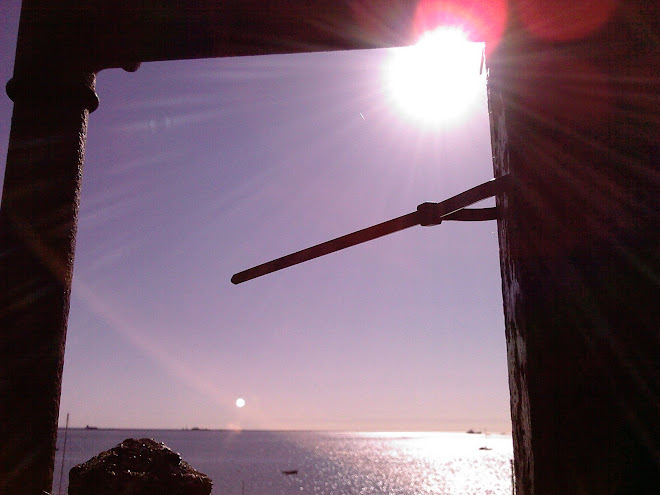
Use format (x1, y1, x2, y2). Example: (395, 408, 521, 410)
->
(232, 177, 506, 284)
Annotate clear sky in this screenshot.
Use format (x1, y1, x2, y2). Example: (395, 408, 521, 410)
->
(1, 1, 511, 432)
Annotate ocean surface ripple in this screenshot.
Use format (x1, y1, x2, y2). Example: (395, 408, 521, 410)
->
(55, 430, 513, 494)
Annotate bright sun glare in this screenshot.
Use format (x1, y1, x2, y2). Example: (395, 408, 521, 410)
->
(384, 28, 484, 126)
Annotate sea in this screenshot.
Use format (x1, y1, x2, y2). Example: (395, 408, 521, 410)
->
(54, 429, 514, 495)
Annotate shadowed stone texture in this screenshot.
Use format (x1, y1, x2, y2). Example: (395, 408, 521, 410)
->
(68, 438, 212, 495)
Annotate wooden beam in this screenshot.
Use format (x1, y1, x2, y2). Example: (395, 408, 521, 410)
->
(487, 1, 660, 493)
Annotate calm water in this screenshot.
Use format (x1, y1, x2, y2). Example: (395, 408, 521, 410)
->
(54, 430, 513, 494)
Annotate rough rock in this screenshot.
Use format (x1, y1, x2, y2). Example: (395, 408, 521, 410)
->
(68, 438, 212, 495)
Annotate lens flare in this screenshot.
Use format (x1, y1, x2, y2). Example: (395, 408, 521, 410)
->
(516, 0, 618, 41)
(384, 27, 484, 127)
(412, 0, 507, 53)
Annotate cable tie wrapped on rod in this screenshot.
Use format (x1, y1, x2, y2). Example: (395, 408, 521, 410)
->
(231, 175, 510, 284)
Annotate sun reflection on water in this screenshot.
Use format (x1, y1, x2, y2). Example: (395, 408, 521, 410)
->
(294, 431, 514, 495)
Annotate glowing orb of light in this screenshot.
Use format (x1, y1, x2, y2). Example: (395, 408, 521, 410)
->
(235, 397, 246, 408)
(384, 27, 484, 127)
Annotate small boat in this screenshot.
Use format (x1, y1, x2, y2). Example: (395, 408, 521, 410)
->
(479, 429, 491, 450)
(282, 470, 298, 475)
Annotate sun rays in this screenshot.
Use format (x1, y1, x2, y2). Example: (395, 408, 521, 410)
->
(383, 28, 485, 127)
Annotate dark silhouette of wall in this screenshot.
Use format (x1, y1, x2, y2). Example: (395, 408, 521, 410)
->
(488, 1, 659, 493)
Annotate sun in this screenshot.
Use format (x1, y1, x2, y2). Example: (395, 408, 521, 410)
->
(383, 27, 484, 127)
(235, 397, 246, 408)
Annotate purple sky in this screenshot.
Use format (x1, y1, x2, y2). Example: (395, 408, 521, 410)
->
(1, 1, 511, 432)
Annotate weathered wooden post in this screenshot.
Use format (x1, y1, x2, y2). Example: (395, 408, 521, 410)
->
(1, 2, 99, 493)
(487, 1, 659, 493)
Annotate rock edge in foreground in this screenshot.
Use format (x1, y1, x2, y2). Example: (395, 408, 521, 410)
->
(68, 437, 212, 495)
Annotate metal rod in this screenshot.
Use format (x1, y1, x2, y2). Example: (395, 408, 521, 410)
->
(57, 413, 70, 495)
(444, 207, 497, 221)
(231, 176, 508, 284)
(231, 211, 419, 284)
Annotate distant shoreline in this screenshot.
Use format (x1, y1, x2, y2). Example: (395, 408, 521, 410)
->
(56, 427, 512, 435)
